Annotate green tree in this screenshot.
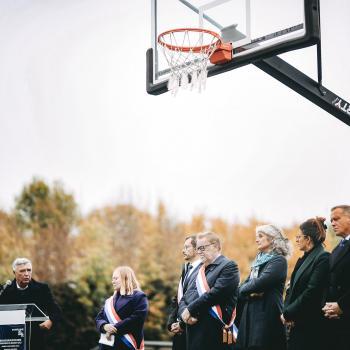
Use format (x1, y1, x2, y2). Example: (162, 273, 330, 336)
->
(14, 178, 78, 283)
(0, 210, 28, 280)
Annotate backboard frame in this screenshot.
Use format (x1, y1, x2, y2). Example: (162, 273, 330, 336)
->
(146, 0, 321, 95)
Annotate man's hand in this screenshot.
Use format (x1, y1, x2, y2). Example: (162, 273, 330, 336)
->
(39, 319, 53, 331)
(181, 308, 191, 323)
(187, 317, 198, 325)
(280, 314, 294, 328)
(170, 322, 183, 334)
(323, 302, 343, 319)
(181, 309, 198, 325)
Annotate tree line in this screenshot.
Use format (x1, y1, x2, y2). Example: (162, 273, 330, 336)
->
(0, 178, 338, 349)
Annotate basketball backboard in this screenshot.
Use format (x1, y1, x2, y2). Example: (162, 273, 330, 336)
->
(146, 0, 320, 95)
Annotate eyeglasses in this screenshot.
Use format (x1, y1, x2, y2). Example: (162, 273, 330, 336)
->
(196, 243, 215, 252)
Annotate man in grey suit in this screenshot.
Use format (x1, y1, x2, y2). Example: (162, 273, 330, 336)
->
(179, 232, 240, 350)
(167, 235, 201, 350)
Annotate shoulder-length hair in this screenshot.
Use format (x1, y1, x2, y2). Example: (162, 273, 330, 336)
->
(114, 266, 141, 296)
(256, 224, 292, 257)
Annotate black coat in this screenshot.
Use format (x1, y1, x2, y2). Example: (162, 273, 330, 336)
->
(283, 244, 330, 350)
(328, 239, 350, 322)
(167, 262, 201, 350)
(178, 255, 240, 350)
(95, 290, 148, 350)
(324, 238, 350, 350)
(0, 278, 61, 350)
(236, 255, 287, 350)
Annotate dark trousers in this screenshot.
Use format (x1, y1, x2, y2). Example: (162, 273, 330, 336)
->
(172, 332, 186, 350)
(323, 330, 350, 350)
(287, 325, 325, 350)
(26, 324, 47, 350)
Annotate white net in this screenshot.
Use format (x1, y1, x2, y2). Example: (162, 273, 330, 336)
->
(158, 29, 220, 96)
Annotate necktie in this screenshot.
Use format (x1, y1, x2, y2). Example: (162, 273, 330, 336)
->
(340, 239, 349, 247)
(331, 239, 349, 266)
(183, 263, 193, 285)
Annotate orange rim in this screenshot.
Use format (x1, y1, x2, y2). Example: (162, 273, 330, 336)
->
(158, 28, 221, 53)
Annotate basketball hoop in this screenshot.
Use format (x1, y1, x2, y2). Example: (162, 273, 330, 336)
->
(158, 28, 222, 95)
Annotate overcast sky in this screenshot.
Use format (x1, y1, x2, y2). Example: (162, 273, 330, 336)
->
(0, 0, 349, 226)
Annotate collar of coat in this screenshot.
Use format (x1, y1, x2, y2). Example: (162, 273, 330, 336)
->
(290, 244, 325, 293)
(331, 238, 350, 270)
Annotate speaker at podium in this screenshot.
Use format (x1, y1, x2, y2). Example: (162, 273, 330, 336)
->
(0, 304, 49, 350)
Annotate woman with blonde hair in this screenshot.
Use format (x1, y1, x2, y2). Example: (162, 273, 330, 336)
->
(236, 224, 290, 350)
(96, 266, 148, 350)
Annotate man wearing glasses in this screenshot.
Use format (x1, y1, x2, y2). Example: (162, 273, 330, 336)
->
(179, 232, 240, 350)
(167, 235, 201, 350)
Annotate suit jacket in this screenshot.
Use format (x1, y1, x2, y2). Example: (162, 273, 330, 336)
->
(179, 255, 240, 350)
(167, 262, 202, 350)
(0, 278, 61, 349)
(95, 290, 148, 350)
(236, 255, 287, 350)
(167, 264, 186, 331)
(327, 238, 350, 327)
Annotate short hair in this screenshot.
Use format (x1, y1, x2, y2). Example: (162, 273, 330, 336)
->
(113, 266, 140, 296)
(12, 258, 32, 272)
(184, 235, 197, 248)
(331, 205, 350, 217)
(256, 225, 291, 257)
(300, 217, 327, 245)
(196, 231, 221, 250)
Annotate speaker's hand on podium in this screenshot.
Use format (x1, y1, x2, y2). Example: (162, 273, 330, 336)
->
(39, 319, 53, 330)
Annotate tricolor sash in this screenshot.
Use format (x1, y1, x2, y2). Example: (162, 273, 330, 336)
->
(104, 295, 144, 350)
(196, 265, 238, 343)
(177, 276, 184, 304)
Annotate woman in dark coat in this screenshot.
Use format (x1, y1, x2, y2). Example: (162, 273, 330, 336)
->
(96, 266, 148, 350)
(282, 217, 330, 350)
(236, 224, 290, 350)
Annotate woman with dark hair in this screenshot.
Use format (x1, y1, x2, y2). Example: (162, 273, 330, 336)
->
(236, 224, 290, 350)
(282, 217, 330, 350)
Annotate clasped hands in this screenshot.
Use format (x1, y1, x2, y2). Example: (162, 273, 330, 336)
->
(280, 314, 294, 329)
(322, 302, 343, 319)
(181, 308, 198, 325)
(170, 322, 183, 334)
(103, 323, 117, 340)
(280, 302, 343, 328)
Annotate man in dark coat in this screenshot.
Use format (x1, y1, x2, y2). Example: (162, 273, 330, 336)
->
(179, 231, 240, 350)
(167, 235, 201, 350)
(0, 257, 61, 350)
(323, 205, 350, 350)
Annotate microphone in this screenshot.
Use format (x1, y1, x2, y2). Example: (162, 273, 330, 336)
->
(0, 280, 12, 295)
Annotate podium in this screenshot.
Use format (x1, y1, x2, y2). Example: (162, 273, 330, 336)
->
(0, 304, 49, 350)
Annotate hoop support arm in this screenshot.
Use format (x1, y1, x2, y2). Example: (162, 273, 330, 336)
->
(254, 56, 350, 127)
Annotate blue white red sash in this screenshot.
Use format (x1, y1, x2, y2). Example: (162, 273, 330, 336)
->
(104, 295, 144, 350)
(196, 265, 238, 341)
(177, 277, 184, 304)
